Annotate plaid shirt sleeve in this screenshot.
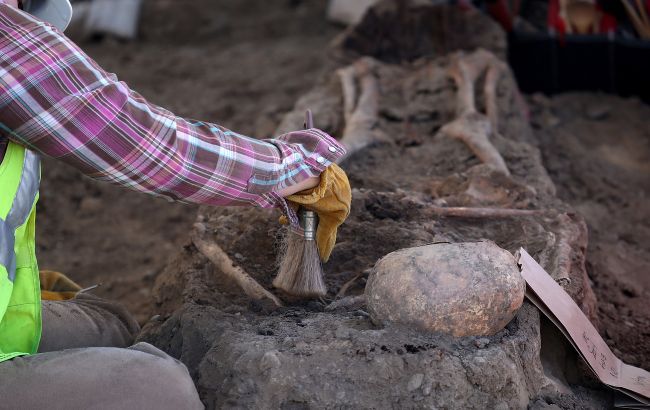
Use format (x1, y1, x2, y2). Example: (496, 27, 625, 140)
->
(0, 5, 345, 225)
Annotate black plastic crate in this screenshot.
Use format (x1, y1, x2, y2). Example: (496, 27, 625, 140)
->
(508, 31, 650, 102)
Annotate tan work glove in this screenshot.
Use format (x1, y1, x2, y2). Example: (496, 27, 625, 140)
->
(281, 163, 351, 262)
(40, 270, 82, 301)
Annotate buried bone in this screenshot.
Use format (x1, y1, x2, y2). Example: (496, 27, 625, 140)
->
(336, 57, 390, 162)
(442, 51, 510, 175)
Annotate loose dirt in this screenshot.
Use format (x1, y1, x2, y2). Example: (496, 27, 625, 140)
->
(529, 93, 650, 371)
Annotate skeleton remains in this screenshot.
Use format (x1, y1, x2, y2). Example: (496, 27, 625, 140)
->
(139, 2, 606, 408)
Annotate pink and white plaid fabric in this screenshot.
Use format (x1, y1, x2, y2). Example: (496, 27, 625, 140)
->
(0, 5, 345, 225)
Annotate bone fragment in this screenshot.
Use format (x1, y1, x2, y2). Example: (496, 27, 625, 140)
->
(192, 224, 283, 308)
(335, 271, 366, 299)
(337, 57, 386, 162)
(441, 112, 510, 175)
(449, 50, 494, 116)
(337, 65, 357, 124)
(325, 295, 367, 311)
(444, 51, 510, 174)
(483, 60, 506, 132)
(552, 214, 587, 285)
(426, 205, 543, 218)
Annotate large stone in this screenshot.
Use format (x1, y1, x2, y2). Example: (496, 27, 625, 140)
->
(366, 241, 526, 337)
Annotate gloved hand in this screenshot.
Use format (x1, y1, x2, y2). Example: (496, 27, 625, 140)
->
(282, 163, 351, 262)
(40, 270, 82, 301)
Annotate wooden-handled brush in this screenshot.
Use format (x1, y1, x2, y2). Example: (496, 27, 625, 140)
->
(274, 110, 327, 298)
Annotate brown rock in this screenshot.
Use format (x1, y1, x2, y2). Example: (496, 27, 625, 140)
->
(366, 241, 525, 337)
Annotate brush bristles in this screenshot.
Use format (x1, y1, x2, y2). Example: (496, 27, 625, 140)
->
(274, 230, 327, 297)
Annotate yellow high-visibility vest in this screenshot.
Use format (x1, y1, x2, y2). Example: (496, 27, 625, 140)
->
(0, 141, 41, 362)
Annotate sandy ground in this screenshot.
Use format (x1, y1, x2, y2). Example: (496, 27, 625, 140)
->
(35, 0, 339, 323)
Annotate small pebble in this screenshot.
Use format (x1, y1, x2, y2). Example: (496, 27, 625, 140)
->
(474, 338, 490, 349)
(335, 326, 351, 340)
(422, 384, 432, 396)
(473, 356, 487, 365)
(236, 379, 255, 394)
(78, 197, 103, 214)
(257, 328, 274, 336)
(407, 373, 424, 392)
(259, 350, 281, 371)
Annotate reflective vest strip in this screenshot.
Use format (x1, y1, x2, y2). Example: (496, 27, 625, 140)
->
(0, 150, 40, 282)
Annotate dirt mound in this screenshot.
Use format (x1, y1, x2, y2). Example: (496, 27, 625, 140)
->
(143, 301, 552, 409)
(140, 41, 606, 406)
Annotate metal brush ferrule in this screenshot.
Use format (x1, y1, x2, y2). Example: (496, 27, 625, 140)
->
(299, 209, 318, 241)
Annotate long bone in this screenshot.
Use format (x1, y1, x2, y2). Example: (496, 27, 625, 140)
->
(442, 50, 510, 175)
(484, 60, 507, 132)
(192, 223, 283, 308)
(336, 57, 387, 163)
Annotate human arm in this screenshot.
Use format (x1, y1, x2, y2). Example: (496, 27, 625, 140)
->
(277, 176, 320, 197)
(0, 5, 344, 225)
